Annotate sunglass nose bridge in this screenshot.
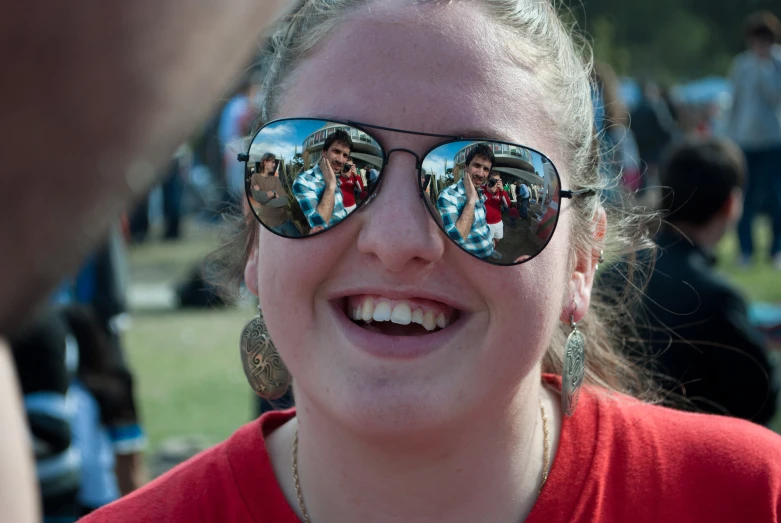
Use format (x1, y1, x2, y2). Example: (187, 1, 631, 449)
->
(385, 148, 423, 170)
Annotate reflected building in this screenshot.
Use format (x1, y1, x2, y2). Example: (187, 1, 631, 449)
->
(453, 142, 542, 186)
(302, 123, 383, 170)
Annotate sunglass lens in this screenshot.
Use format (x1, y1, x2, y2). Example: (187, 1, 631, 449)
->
(245, 119, 383, 237)
(422, 141, 561, 265)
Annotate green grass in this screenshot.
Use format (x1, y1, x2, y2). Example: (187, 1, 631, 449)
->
(125, 307, 255, 451)
(716, 219, 781, 303)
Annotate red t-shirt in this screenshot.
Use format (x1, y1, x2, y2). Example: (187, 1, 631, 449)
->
(339, 174, 363, 208)
(482, 188, 510, 224)
(81, 376, 781, 522)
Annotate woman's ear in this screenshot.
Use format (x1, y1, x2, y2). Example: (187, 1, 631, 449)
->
(560, 206, 607, 323)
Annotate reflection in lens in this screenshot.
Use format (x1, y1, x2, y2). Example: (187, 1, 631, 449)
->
(245, 119, 383, 237)
(424, 140, 561, 265)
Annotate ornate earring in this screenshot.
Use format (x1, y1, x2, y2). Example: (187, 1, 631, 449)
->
(239, 307, 291, 400)
(561, 314, 585, 417)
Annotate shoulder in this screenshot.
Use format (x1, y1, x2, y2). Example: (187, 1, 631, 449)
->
(293, 167, 319, 187)
(730, 51, 752, 71)
(438, 182, 462, 201)
(595, 392, 781, 515)
(82, 440, 240, 522)
(539, 378, 781, 521)
(82, 411, 296, 522)
(773, 44, 781, 59)
(649, 246, 739, 308)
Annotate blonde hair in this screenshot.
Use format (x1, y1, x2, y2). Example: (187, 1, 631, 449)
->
(211, 0, 658, 400)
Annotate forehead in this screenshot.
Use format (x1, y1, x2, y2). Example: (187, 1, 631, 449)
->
(277, 2, 560, 167)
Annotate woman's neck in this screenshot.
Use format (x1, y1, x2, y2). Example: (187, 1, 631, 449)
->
(267, 376, 561, 523)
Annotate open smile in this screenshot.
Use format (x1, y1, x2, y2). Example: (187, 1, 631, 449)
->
(329, 293, 467, 358)
(346, 295, 459, 335)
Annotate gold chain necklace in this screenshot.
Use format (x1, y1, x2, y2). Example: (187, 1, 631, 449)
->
(292, 401, 550, 522)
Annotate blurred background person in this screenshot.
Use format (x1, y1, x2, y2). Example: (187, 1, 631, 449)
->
(630, 79, 678, 204)
(127, 147, 191, 244)
(160, 145, 190, 241)
(62, 305, 146, 516)
(640, 138, 778, 424)
(516, 180, 530, 218)
(727, 10, 781, 270)
(593, 62, 642, 201)
(218, 75, 261, 210)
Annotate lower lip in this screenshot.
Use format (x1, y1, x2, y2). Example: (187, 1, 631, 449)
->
(329, 302, 466, 360)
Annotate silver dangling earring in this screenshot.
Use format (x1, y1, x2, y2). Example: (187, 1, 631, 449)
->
(239, 307, 291, 400)
(596, 249, 604, 271)
(561, 314, 586, 417)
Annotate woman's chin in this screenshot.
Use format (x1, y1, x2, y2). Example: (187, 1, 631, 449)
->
(306, 376, 475, 439)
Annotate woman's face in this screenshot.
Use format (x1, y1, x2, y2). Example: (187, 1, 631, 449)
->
(246, 3, 580, 434)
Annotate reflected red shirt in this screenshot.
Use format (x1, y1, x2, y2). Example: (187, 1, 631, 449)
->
(82, 376, 781, 523)
(339, 174, 363, 208)
(482, 188, 510, 224)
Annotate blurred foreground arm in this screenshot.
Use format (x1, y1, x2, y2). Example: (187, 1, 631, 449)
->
(0, 340, 39, 523)
(0, 0, 295, 331)
(0, 2, 294, 520)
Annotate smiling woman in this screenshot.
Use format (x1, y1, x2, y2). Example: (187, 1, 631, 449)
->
(84, 1, 781, 523)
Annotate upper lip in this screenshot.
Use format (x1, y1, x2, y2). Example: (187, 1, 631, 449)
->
(327, 287, 472, 313)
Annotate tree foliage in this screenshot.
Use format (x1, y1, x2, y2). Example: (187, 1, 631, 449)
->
(563, 0, 780, 82)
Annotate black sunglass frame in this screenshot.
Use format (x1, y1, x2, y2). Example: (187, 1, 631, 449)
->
(238, 117, 595, 266)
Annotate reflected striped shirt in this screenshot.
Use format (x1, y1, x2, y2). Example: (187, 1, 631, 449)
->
(436, 179, 494, 258)
(291, 165, 348, 229)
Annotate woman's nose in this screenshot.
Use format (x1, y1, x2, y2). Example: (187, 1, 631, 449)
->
(356, 155, 445, 273)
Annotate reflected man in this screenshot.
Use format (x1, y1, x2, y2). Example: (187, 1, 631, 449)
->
(250, 153, 299, 236)
(436, 144, 495, 258)
(292, 130, 352, 231)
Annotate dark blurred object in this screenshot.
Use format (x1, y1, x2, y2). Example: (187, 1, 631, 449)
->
(148, 436, 209, 479)
(8, 308, 81, 521)
(255, 388, 294, 419)
(176, 263, 228, 308)
(128, 199, 150, 245)
(162, 152, 186, 240)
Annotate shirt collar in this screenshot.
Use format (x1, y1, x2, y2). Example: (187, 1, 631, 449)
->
(656, 227, 717, 266)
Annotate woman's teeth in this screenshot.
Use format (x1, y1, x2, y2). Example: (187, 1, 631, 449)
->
(348, 297, 451, 332)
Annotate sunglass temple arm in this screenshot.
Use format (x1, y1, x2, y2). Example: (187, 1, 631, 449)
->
(560, 188, 595, 199)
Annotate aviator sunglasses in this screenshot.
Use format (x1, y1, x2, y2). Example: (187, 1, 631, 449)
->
(237, 118, 594, 266)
